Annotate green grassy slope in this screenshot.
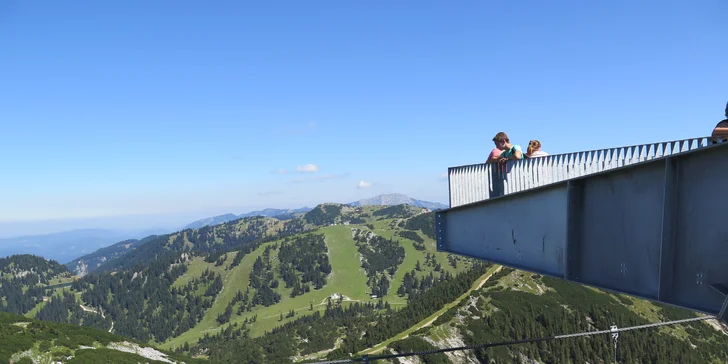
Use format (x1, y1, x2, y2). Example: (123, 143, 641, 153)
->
(162, 207, 471, 350)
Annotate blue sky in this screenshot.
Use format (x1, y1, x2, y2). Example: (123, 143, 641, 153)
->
(1, 1, 726, 236)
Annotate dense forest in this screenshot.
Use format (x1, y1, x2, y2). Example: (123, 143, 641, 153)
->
(278, 234, 331, 295)
(95, 215, 308, 273)
(66, 235, 159, 275)
(44, 253, 201, 342)
(248, 247, 283, 307)
(401, 211, 435, 240)
(303, 204, 343, 225)
(0, 254, 71, 316)
(0, 254, 69, 282)
(352, 230, 406, 297)
(372, 204, 419, 219)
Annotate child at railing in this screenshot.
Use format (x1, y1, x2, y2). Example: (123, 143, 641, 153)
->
(526, 140, 549, 158)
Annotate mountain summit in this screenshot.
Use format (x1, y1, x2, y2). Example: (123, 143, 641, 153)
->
(348, 193, 447, 210)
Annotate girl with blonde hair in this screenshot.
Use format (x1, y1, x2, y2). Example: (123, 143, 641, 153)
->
(526, 140, 548, 158)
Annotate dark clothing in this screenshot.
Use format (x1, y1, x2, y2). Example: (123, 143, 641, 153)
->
(711, 119, 728, 143)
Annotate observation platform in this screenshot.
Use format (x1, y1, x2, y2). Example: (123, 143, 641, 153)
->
(436, 137, 728, 324)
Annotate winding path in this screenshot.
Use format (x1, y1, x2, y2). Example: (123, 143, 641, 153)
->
(358, 265, 503, 355)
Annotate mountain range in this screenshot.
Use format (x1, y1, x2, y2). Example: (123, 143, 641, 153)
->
(181, 193, 446, 230)
(2, 203, 727, 364)
(348, 193, 448, 210)
(0, 194, 444, 268)
(182, 208, 312, 230)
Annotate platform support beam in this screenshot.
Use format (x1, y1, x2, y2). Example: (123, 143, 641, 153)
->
(658, 157, 679, 302)
(565, 180, 583, 282)
(711, 284, 728, 324)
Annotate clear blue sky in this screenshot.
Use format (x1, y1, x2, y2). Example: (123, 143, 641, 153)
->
(1, 1, 726, 235)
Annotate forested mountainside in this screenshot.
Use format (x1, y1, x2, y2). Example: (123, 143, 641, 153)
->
(370, 268, 728, 364)
(65, 235, 158, 276)
(0, 311, 202, 363)
(3, 204, 472, 354)
(0, 255, 72, 316)
(90, 215, 302, 274)
(183, 207, 312, 230)
(4, 202, 727, 363)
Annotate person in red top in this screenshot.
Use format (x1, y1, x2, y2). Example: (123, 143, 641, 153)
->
(711, 102, 728, 143)
(486, 147, 502, 164)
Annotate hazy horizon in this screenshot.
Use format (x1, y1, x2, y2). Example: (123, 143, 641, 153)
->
(0, 192, 447, 238)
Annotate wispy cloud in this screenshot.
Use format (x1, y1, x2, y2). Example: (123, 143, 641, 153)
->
(296, 164, 320, 173)
(357, 180, 372, 189)
(439, 173, 448, 181)
(257, 191, 283, 197)
(270, 169, 288, 175)
(315, 173, 348, 180)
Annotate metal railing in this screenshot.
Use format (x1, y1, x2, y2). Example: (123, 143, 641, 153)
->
(448, 137, 724, 208)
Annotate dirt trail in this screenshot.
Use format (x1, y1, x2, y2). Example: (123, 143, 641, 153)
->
(359, 265, 503, 355)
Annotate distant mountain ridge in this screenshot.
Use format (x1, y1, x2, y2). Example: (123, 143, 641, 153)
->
(182, 194, 446, 230)
(65, 235, 160, 276)
(183, 214, 240, 230)
(182, 207, 312, 230)
(52, 194, 443, 276)
(348, 193, 448, 210)
(0, 229, 142, 264)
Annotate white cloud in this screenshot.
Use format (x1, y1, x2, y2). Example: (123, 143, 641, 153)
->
(357, 180, 372, 189)
(296, 164, 320, 173)
(271, 169, 288, 175)
(258, 191, 283, 196)
(439, 173, 448, 181)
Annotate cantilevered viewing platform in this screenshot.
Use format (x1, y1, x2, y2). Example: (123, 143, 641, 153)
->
(436, 137, 728, 324)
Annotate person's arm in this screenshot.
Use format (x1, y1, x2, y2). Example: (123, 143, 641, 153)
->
(510, 145, 523, 160)
(487, 149, 501, 163)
